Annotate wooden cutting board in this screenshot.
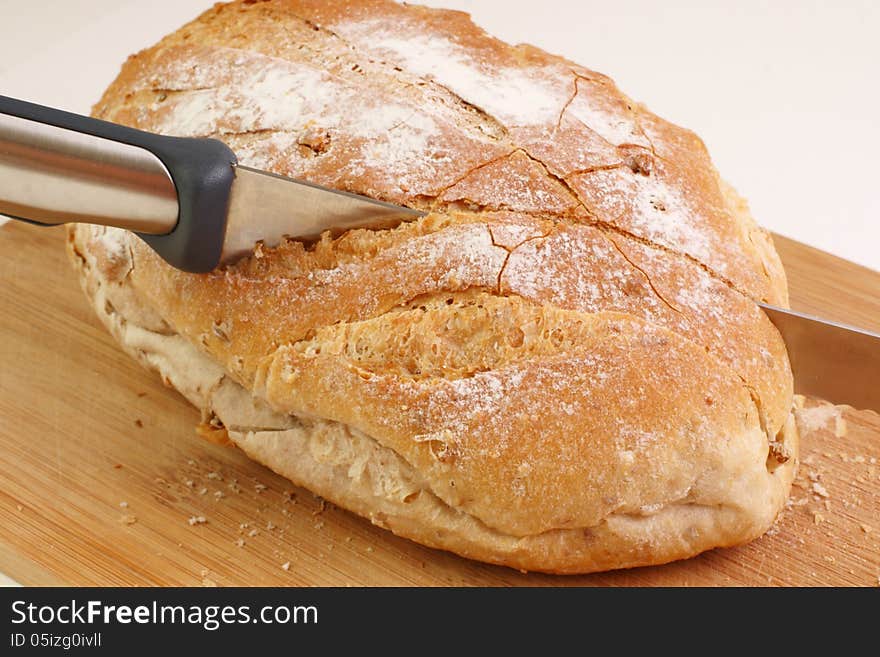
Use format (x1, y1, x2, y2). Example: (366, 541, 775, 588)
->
(0, 221, 877, 586)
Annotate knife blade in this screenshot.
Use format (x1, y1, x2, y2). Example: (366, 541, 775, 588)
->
(761, 304, 880, 412)
(219, 165, 424, 265)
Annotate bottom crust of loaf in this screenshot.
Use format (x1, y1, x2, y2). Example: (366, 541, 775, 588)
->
(68, 224, 798, 574)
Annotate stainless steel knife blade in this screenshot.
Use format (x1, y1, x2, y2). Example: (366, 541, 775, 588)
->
(220, 166, 426, 265)
(760, 303, 880, 412)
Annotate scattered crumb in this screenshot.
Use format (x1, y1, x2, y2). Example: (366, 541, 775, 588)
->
(198, 487, 208, 496)
(266, 521, 276, 530)
(248, 529, 259, 537)
(16, 505, 23, 512)
(824, 555, 836, 563)
(206, 472, 222, 480)
(119, 515, 137, 525)
(312, 498, 327, 516)
(134, 419, 143, 428)
(314, 520, 325, 530)
(187, 459, 196, 466)
(119, 501, 128, 508)
(345, 536, 352, 543)
(861, 523, 873, 534)
(185, 479, 194, 487)
(188, 516, 207, 526)
(239, 522, 249, 530)
(227, 480, 241, 494)
(813, 512, 825, 525)
(235, 538, 245, 548)
(254, 483, 267, 493)
(281, 562, 290, 571)
(823, 499, 831, 511)
(796, 403, 846, 436)
(812, 482, 830, 498)
(365, 546, 374, 553)
(213, 491, 225, 499)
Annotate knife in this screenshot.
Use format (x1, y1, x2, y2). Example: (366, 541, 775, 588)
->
(0, 95, 423, 272)
(1, 96, 878, 412)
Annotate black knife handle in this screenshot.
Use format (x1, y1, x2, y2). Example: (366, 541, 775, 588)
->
(0, 94, 237, 272)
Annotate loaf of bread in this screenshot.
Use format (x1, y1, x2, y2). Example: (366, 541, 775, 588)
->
(68, 0, 798, 573)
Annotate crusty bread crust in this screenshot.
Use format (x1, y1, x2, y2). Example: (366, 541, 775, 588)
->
(68, 0, 798, 573)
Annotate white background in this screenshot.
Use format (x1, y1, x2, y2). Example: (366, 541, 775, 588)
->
(1, 0, 878, 271)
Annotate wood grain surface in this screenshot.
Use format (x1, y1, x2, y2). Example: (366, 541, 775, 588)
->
(0, 222, 877, 586)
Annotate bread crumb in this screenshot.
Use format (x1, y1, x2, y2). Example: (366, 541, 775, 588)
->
(206, 471, 222, 480)
(813, 512, 825, 525)
(281, 561, 290, 571)
(861, 523, 873, 534)
(266, 521, 276, 530)
(239, 522, 249, 530)
(254, 483, 267, 493)
(812, 482, 830, 498)
(235, 538, 245, 548)
(314, 520, 325, 530)
(16, 505, 23, 512)
(824, 555, 836, 563)
(365, 546, 374, 553)
(187, 459, 196, 466)
(184, 479, 194, 487)
(213, 490, 225, 499)
(119, 501, 128, 508)
(188, 516, 207, 526)
(198, 487, 208, 495)
(119, 515, 137, 525)
(248, 528, 259, 537)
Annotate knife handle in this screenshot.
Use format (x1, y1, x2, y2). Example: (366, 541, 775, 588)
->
(0, 95, 237, 272)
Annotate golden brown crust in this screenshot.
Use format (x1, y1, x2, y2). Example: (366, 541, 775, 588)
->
(70, 0, 798, 573)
